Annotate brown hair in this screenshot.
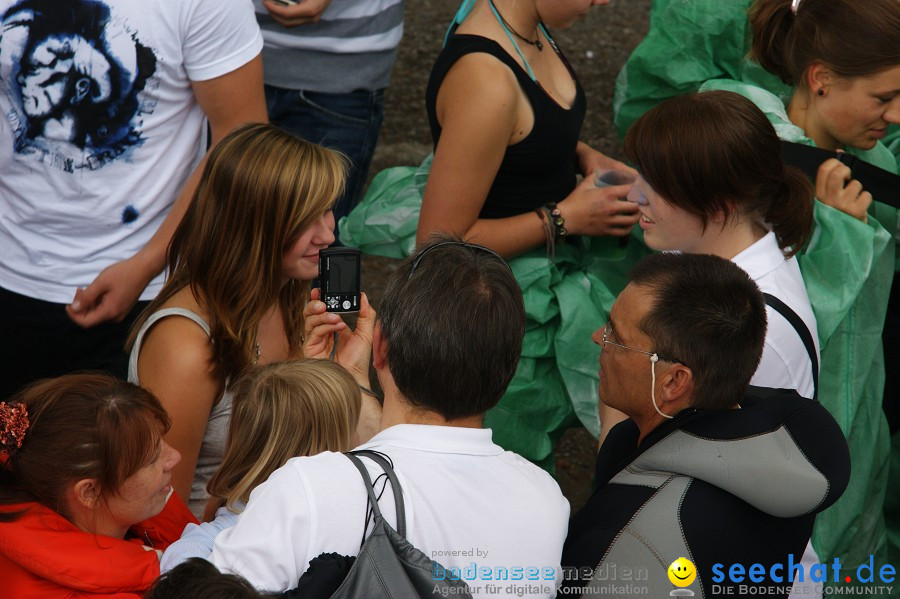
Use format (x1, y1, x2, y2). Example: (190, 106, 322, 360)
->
(129, 123, 346, 382)
(624, 90, 814, 257)
(203, 360, 361, 521)
(146, 558, 264, 599)
(379, 234, 525, 420)
(0, 373, 170, 522)
(630, 253, 768, 411)
(749, 0, 900, 86)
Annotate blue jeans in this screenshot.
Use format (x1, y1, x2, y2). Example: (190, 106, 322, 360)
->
(265, 86, 385, 243)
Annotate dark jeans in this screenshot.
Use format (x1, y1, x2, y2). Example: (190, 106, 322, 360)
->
(0, 286, 148, 401)
(265, 86, 385, 244)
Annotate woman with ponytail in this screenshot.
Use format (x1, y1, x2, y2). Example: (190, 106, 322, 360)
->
(611, 91, 818, 408)
(747, 0, 899, 220)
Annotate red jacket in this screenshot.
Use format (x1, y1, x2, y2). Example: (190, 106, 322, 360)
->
(0, 494, 197, 598)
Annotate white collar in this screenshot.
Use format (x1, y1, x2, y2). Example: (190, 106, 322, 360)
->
(731, 231, 784, 281)
(358, 424, 503, 456)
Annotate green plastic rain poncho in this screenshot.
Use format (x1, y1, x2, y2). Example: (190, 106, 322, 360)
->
(340, 154, 652, 469)
(613, 0, 899, 571)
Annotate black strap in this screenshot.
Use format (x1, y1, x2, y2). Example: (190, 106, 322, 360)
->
(763, 293, 819, 401)
(345, 450, 407, 538)
(779, 140, 900, 209)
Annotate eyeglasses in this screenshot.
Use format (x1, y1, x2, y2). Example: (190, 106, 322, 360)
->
(599, 323, 683, 421)
(408, 240, 510, 278)
(599, 324, 684, 365)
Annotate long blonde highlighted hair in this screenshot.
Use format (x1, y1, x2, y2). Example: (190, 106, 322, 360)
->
(129, 123, 346, 382)
(203, 359, 361, 521)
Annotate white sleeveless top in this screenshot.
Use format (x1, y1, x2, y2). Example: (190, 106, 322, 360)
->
(128, 307, 232, 519)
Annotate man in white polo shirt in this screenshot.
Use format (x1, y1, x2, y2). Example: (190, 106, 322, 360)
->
(211, 236, 570, 598)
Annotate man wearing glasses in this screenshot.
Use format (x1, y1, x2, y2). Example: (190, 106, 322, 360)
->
(561, 253, 849, 598)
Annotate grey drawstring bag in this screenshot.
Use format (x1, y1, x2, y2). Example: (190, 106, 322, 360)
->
(328, 450, 473, 599)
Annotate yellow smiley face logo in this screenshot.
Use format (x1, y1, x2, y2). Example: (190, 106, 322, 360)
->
(668, 557, 697, 587)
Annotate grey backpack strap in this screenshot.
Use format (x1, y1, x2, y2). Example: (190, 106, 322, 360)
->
(346, 451, 407, 538)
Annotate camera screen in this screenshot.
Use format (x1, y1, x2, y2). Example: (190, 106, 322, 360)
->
(328, 255, 358, 293)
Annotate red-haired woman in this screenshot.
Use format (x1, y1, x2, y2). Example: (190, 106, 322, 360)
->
(0, 373, 196, 598)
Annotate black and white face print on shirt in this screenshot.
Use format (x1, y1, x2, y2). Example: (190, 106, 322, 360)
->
(0, 0, 158, 172)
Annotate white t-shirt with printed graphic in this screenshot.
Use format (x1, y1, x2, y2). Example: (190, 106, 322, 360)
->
(0, 0, 263, 303)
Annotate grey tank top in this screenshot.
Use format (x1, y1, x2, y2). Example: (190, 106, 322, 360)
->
(127, 307, 232, 519)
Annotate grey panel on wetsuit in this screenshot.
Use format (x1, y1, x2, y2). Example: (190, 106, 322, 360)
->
(610, 468, 672, 489)
(629, 427, 828, 517)
(586, 475, 704, 599)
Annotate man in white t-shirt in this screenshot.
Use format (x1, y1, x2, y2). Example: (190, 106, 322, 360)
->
(0, 0, 267, 398)
(211, 236, 570, 598)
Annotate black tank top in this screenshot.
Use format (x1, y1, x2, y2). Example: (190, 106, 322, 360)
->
(426, 34, 587, 219)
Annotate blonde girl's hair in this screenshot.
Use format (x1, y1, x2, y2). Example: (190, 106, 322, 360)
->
(203, 359, 362, 521)
(128, 123, 347, 382)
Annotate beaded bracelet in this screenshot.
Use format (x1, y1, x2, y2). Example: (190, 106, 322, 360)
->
(534, 202, 567, 259)
(546, 202, 567, 243)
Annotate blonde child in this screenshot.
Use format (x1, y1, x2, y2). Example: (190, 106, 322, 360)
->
(160, 359, 361, 571)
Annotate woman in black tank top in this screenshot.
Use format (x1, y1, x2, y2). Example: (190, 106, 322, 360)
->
(418, 0, 639, 258)
(404, 0, 652, 469)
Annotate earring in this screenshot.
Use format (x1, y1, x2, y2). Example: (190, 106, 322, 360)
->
(817, 88, 825, 97)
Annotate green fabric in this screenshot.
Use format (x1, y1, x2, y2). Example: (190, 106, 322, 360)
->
(886, 125, 900, 165)
(341, 155, 652, 465)
(888, 432, 900, 566)
(613, 0, 787, 140)
(701, 79, 900, 570)
(613, 0, 899, 570)
(339, 155, 431, 260)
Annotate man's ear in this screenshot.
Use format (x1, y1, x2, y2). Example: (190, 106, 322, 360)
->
(372, 321, 388, 370)
(71, 478, 101, 510)
(658, 364, 694, 411)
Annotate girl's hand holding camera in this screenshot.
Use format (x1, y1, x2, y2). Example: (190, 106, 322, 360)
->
(304, 289, 381, 443)
(303, 288, 375, 387)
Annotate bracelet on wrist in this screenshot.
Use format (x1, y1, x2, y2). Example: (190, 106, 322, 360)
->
(546, 202, 567, 243)
(534, 202, 567, 260)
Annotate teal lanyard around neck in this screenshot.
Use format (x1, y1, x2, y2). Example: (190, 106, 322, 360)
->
(444, 0, 477, 47)
(444, 0, 550, 82)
